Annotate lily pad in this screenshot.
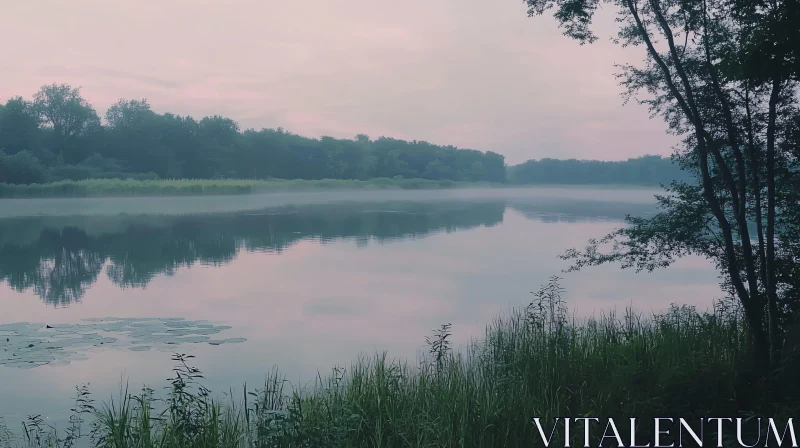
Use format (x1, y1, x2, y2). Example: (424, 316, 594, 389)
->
(0, 317, 244, 369)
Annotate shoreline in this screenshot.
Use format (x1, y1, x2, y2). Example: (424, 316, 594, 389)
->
(0, 177, 667, 200)
(0, 183, 663, 218)
(0, 300, 790, 447)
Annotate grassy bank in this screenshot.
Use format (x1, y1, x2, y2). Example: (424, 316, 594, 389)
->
(0, 178, 486, 199)
(1, 282, 797, 447)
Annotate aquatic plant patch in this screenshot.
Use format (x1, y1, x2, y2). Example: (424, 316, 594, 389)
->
(0, 317, 245, 368)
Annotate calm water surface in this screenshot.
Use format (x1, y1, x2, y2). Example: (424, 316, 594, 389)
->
(0, 187, 723, 424)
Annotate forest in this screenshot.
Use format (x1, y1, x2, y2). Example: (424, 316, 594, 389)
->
(0, 83, 686, 187)
(507, 155, 691, 185)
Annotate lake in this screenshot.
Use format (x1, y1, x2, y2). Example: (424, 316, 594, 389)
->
(0, 187, 723, 425)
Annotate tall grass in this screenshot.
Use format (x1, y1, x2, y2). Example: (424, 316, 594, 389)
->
(0, 178, 483, 199)
(1, 279, 796, 447)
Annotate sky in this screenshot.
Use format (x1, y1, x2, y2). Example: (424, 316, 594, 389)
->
(0, 0, 677, 164)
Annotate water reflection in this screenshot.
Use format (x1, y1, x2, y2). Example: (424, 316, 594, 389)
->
(0, 197, 658, 307)
(1, 191, 724, 425)
(0, 202, 500, 306)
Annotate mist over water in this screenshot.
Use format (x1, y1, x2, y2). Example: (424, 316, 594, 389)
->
(0, 186, 660, 218)
(0, 187, 722, 424)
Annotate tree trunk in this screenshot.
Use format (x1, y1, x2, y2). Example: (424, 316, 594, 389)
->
(744, 85, 768, 289)
(765, 77, 782, 369)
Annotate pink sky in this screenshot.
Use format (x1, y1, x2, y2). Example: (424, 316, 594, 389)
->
(0, 0, 675, 164)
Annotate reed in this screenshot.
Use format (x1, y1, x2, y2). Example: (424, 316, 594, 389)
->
(1, 279, 795, 447)
(0, 177, 479, 199)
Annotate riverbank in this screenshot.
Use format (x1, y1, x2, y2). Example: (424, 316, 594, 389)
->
(0, 178, 668, 199)
(1, 287, 795, 447)
(0, 177, 479, 199)
(0, 185, 662, 218)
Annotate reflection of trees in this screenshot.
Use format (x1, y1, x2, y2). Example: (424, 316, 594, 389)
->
(0, 198, 663, 307)
(0, 201, 506, 306)
(0, 228, 106, 307)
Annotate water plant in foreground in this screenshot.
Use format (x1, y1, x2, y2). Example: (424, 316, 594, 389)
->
(1, 281, 798, 447)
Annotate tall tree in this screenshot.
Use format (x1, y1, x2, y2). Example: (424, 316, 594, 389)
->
(521, 0, 799, 371)
(0, 97, 42, 156)
(33, 83, 101, 164)
(105, 98, 154, 130)
(104, 99, 171, 175)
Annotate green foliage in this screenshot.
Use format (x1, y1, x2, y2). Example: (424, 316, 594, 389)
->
(508, 155, 692, 185)
(0, 97, 41, 156)
(32, 83, 102, 164)
(1, 283, 795, 447)
(0, 151, 47, 185)
(0, 85, 508, 186)
(521, 0, 800, 369)
(0, 177, 469, 199)
(0, 83, 690, 189)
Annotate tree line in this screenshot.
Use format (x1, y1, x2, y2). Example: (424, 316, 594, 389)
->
(0, 84, 508, 184)
(0, 83, 690, 186)
(507, 155, 692, 185)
